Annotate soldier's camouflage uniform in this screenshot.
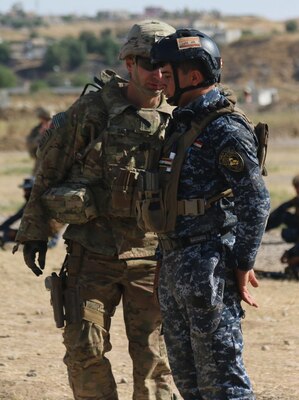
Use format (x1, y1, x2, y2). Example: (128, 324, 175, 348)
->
(155, 87, 270, 399)
(16, 72, 174, 400)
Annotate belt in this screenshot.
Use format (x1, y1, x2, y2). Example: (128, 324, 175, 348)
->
(159, 232, 221, 252)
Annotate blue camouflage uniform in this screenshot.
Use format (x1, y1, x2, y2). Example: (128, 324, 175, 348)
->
(158, 87, 270, 400)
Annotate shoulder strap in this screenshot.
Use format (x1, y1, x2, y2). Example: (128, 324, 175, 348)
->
(163, 101, 236, 231)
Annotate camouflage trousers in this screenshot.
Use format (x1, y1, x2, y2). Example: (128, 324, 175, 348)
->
(62, 242, 173, 400)
(159, 238, 255, 400)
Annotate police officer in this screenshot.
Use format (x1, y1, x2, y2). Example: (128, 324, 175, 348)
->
(14, 20, 176, 400)
(26, 107, 52, 175)
(138, 29, 270, 399)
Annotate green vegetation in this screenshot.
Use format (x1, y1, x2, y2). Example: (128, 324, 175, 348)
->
(0, 64, 17, 88)
(42, 37, 87, 72)
(0, 42, 11, 63)
(97, 31, 121, 65)
(285, 20, 298, 33)
(30, 80, 50, 92)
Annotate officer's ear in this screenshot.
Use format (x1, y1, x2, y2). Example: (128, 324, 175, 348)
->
(190, 69, 204, 87)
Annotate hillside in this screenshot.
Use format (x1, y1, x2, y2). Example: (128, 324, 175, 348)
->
(1, 14, 299, 148)
(221, 32, 299, 89)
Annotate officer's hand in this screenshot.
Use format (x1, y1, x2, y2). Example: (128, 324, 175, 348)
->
(23, 241, 47, 276)
(235, 269, 259, 308)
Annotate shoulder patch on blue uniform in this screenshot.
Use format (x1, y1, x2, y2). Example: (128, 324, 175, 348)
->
(219, 147, 244, 172)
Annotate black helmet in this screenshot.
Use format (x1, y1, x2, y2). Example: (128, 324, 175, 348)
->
(151, 28, 222, 105)
(151, 28, 222, 84)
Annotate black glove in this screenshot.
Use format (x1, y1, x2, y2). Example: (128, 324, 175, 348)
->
(23, 241, 48, 276)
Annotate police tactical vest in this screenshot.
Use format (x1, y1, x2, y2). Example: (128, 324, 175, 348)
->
(137, 92, 269, 234)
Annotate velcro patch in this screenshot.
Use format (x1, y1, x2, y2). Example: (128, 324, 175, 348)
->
(219, 148, 244, 172)
(177, 36, 201, 50)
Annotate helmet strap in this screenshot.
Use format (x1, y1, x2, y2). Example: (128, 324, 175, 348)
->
(167, 64, 216, 106)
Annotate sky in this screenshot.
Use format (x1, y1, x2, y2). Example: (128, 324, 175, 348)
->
(0, 0, 299, 21)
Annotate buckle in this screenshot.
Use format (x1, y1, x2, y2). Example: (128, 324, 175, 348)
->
(177, 198, 206, 216)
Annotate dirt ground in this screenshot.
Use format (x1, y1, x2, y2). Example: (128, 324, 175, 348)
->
(0, 147, 299, 400)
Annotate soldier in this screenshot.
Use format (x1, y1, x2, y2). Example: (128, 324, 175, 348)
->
(137, 29, 270, 399)
(14, 20, 176, 400)
(26, 107, 52, 175)
(0, 177, 34, 248)
(265, 174, 299, 243)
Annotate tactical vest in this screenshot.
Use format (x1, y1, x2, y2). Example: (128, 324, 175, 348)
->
(42, 72, 172, 224)
(100, 83, 171, 218)
(137, 93, 269, 234)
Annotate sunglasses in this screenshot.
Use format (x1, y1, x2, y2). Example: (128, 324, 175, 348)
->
(136, 56, 161, 71)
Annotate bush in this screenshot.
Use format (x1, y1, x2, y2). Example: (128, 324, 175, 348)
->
(30, 80, 49, 92)
(0, 64, 17, 88)
(285, 20, 298, 33)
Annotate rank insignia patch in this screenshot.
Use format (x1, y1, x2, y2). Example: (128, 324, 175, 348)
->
(219, 148, 244, 172)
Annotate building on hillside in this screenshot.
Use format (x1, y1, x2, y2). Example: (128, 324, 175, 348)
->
(193, 20, 242, 44)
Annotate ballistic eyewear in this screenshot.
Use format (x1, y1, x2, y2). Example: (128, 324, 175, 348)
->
(136, 56, 161, 71)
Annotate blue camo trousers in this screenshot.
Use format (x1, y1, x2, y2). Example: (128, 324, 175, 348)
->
(159, 239, 255, 400)
(62, 244, 173, 400)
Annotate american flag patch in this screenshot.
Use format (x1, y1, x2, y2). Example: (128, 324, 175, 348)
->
(193, 139, 203, 149)
(51, 112, 67, 129)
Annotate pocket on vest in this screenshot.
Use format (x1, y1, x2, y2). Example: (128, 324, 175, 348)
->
(137, 190, 166, 233)
(110, 168, 139, 218)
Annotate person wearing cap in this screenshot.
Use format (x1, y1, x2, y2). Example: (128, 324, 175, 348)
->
(137, 28, 270, 399)
(15, 20, 176, 400)
(265, 174, 299, 243)
(26, 107, 52, 175)
(0, 178, 34, 248)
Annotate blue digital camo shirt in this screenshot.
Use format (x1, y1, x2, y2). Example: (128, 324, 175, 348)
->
(165, 86, 270, 271)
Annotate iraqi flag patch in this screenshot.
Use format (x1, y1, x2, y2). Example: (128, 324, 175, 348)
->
(193, 139, 203, 149)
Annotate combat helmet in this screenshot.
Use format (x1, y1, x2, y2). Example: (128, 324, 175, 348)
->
(36, 107, 51, 120)
(151, 28, 222, 104)
(19, 177, 35, 190)
(292, 174, 299, 188)
(119, 20, 175, 60)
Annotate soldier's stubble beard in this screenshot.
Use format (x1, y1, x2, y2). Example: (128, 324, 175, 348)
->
(130, 64, 162, 104)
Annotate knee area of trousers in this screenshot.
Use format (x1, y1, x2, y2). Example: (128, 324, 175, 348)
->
(63, 320, 111, 363)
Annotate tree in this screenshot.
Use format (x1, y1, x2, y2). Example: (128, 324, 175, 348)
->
(60, 37, 86, 69)
(0, 64, 17, 88)
(97, 31, 120, 66)
(79, 31, 99, 53)
(0, 42, 11, 64)
(285, 20, 298, 33)
(42, 37, 86, 72)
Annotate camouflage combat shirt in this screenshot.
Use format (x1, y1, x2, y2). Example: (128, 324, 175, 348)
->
(16, 72, 173, 258)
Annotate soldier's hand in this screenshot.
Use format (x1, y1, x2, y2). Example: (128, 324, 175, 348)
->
(23, 240, 47, 276)
(235, 269, 259, 308)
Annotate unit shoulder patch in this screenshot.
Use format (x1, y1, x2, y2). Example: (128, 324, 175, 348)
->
(219, 147, 244, 172)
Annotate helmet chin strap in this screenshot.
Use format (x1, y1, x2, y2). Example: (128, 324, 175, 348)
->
(167, 64, 215, 106)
